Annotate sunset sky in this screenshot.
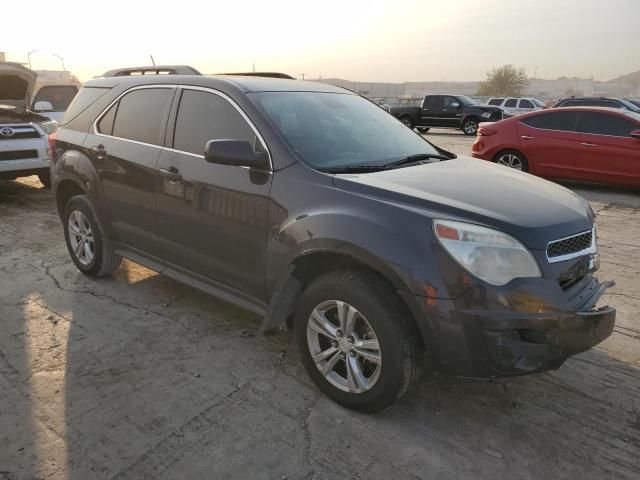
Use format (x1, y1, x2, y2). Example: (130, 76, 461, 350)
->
(3, 0, 639, 82)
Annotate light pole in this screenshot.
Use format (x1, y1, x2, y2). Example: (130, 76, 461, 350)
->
(28, 50, 39, 69)
(53, 53, 66, 71)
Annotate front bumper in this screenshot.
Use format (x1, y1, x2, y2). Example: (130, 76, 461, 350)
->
(403, 274, 615, 378)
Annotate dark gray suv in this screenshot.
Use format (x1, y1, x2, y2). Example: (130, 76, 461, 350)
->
(51, 72, 615, 411)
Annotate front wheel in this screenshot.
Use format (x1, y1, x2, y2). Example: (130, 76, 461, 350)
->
(461, 118, 479, 135)
(295, 269, 424, 412)
(493, 149, 529, 172)
(63, 195, 122, 277)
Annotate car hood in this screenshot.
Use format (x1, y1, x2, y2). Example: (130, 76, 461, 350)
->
(0, 62, 37, 110)
(332, 157, 593, 249)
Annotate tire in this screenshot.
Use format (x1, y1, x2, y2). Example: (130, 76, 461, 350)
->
(63, 195, 122, 277)
(416, 127, 430, 133)
(38, 171, 51, 189)
(295, 269, 424, 412)
(399, 116, 414, 129)
(461, 117, 479, 135)
(493, 149, 529, 172)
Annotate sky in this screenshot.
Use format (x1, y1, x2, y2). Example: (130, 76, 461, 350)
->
(2, 0, 639, 82)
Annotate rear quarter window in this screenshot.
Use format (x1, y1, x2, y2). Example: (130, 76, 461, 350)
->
(60, 87, 111, 126)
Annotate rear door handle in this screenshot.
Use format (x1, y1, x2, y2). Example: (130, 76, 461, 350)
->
(90, 144, 106, 159)
(581, 142, 598, 147)
(521, 135, 534, 140)
(159, 167, 183, 182)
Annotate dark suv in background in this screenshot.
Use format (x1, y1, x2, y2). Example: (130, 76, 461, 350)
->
(51, 70, 615, 411)
(553, 96, 640, 113)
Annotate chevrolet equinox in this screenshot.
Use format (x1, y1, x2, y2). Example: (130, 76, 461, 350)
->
(51, 72, 615, 411)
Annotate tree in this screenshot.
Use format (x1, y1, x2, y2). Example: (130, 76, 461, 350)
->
(477, 65, 529, 96)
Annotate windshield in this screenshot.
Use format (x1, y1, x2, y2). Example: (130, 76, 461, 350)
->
(32, 85, 78, 111)
(532, 98, 545, 107)
(458, 95, 476, 106)
(619, 98, 640, 112)
(251, 92, 440, 169)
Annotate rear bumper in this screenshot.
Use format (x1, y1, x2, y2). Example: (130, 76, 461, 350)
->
(403, 274, 615, 378)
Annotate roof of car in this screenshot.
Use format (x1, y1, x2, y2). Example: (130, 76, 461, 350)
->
(520, 106, 640, 121)
(84, 74, 350, 94)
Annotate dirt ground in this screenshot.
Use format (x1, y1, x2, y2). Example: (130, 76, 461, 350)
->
(1, 130, 639, 480)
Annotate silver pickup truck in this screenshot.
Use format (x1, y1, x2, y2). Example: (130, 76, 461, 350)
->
(0, 62, 58, 187)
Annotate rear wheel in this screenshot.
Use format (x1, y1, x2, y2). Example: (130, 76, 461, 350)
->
(63, 195, 122, 277)
(295, 269, 424, 411)
(416, 127, 430, 133)
(493, 149, 529, 172)
(399, 116, 414, 129)
(462, 117, 479, 135)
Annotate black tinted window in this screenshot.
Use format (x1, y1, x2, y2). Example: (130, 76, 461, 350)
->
(520, 111, 578, 131)
(111, 88, 173, 145)
(488, 98, 503, 106)
(97, 103, 117, 135)
(561, 100, 583, 107)
(578, 112, 638, 137)
(60, 87, 110, 126)
(444, 96, 459, 108)
(173, 90, 257, 155)
(33, 85, 78, 110)
(425, 96, 444, 110)
(505, 99, 517, 107)
(519, 99, 534, 109)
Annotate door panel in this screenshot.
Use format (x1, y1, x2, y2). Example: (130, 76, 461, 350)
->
(516, 111, 580, 178)
(575, 133, 640, 184)
(155, 88, 272, 300)
(86, 87, 174, 256)
(420, 96, 446, 127)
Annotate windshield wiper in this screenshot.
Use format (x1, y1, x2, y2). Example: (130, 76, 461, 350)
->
(382, 153, 451, 169)
(318, 165, 387, 174)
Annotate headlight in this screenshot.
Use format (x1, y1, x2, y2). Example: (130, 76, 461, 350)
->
(39, 120, 58, 135)
(434, 219, 541, 286)
(480, 111, 492, 119)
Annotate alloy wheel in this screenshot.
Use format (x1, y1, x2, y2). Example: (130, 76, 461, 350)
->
(67, 210, 95, 266)
(463, 120, 478, 134)
(496, 153, 523, 170)
(306, 300, 382, 394)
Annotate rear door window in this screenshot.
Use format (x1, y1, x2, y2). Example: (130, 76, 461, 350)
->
(173, 89, 258, 156)
(109, 88, 174, 145)
(520, 111, 579, 131)
(577, 112, 637, 137)
(425, 96, 444, 110)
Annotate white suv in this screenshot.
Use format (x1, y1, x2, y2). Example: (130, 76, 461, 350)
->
(487, 97, 545, 115)
(0, 62, 57, 187)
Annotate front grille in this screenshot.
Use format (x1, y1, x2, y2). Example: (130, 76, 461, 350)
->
(0, 150, 39, 161)
(0, 126, 41, 140)
(547, 231, 593, 259)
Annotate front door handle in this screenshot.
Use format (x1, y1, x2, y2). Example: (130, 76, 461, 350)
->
(581, 142, 598, 147)
(90, 144, 106, 159)
(159, 166, 183, 182)
(521, 135, 534, 140)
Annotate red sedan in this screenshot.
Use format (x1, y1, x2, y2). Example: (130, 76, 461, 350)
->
(471, 107, 640, 186)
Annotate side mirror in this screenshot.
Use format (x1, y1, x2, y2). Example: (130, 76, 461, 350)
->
(33, 101, 53, 112)
(204, 139, 268, 168)
(631, 130, 640, 140)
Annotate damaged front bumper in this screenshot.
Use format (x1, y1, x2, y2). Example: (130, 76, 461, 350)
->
(408, 274, 616, 378)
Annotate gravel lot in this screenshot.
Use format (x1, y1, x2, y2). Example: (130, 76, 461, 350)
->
(1, 130, 639, 480)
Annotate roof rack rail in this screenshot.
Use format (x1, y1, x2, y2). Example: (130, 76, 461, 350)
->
(101, 65, 202, 77)
(218, 72, 295, 79)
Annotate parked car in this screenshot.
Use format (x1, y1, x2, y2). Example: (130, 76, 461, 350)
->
(52, 73, 615, 411)
(552, 96, 640, 113)
(472, 107, 640, 186)
(390, 94, 505, 135)
(31, 84, 79, 122)
(487, 97, 545, 115)
(0, 62, 58, 187)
